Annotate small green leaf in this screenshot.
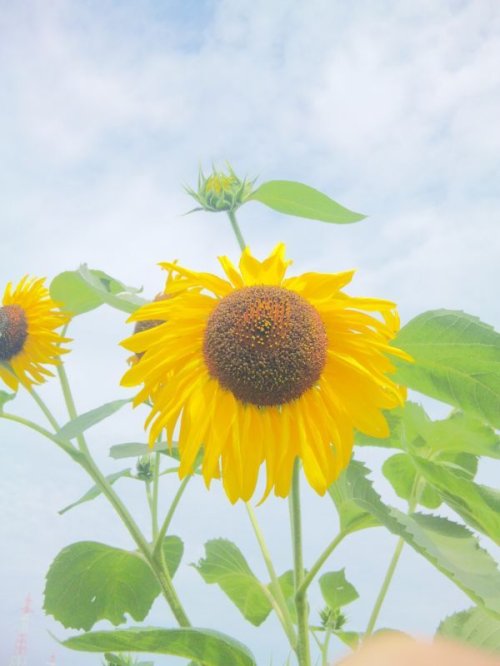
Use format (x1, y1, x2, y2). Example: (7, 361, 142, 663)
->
(104, 654, 154, 666)
(330, 461, 500, 617)
(44, 542, 161, 630)
(319, 570, 359, 609)
(58, 399, 130, 440)
(438, 607, 500, 653)
(335, 631, 360, 649)
(194, 539, 271, 626)
(63, 627, 256, 666)
(393, 310, 500, 429)
(249, 180, 365, 224)
(59, 469, 133, 514)
(0, 389, 15, 412)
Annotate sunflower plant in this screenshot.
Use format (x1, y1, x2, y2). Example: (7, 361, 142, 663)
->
(2, 165, 500, 666)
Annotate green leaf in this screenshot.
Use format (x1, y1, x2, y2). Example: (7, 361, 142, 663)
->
(275, 570, 297, 623)
(0, 389, 15, 412)
(161, 536, 184, 579)
(104, 654, 154, 666)
(393, 310, 500, 429)
(328, 460, 381, 534)
(330, 461, 500, 616)
(249, 180, 365, 224)
(44, 542, 161, 630)
(58, 399, 131, 440)
(50, 271, 103, 315)
(63, 627, 256, 666)
(50, 268, 146, 316)
(382, 453, 442, 509)
(78, 265, 147, 314)
(59, 469, 133, 514)
(438, 606, 500, 653)
(422, 411, 500, 459)
(45, 538, 183, 631)
(109, 442, 174, 459)
(319, 570, 359, 609)
(335, 631, 360, 649)
(194, 539, 271, 626)
(413, 458, 500, 543)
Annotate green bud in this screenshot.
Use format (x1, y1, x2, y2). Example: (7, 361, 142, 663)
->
(319, 606, 347, 631)
(185, 164, 254, 213)
(135, 455, 153, 481)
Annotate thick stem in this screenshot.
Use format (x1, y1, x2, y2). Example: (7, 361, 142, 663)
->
(289, 460, 312, 666)
(245, 503, 297, 647)
(227, 209, 247, 251)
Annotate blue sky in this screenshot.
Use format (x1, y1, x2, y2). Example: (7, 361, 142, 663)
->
(1, 1, 500, 664)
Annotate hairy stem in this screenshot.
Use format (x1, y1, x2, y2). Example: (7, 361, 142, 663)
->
(153, 475, 191, 557)
(296, 531, 346, 598)
(290, 460, 312, 666)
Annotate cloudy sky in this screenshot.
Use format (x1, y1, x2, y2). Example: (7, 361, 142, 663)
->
(1, 1, 499, 664)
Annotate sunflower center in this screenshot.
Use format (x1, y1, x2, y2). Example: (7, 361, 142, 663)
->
(203, 285, 327, 406)
(0, 305, 28, 361)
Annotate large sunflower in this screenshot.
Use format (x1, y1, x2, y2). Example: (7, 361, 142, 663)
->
(121, 245, 410, 503)
(0, 276, 70, 391)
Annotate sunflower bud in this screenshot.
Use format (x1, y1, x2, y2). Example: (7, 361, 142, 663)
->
(186, 165, 253, 213)
(320, 606, 347, 631)
(135, 455, 153, 481)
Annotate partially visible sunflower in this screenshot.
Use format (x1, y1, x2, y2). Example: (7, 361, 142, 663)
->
(121, 245, 411, 503)
(0, 276, 70, 391)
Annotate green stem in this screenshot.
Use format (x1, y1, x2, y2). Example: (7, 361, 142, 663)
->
(227, 209, 246, 251)
(245, 503, 297, 648)
(296, 531, 346, 598)
(28, 387, 61, 431)
(153, 475, 191, 557)
(321, 628, 333, 666)
(364, 536, 405, 637)
(0, 412, 78, 458)
(364, 489, 419, 638)
(56, 364, 191, 627)
(289, 459, 311, 666)
(151, 452, 161, 540)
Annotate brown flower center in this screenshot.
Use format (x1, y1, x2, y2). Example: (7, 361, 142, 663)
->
(0, 305, 28, 361)
(203, 285, 327, 406)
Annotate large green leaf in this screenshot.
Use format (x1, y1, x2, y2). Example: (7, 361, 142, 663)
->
(249, 180, 365, 224)
(50, 267, 146, 316)
(59, 469, 133, 514)
(319, 570, 359, 610)
(44, 538, 183, 630)
(382, 453, 441, 509)
(194, 539, 271, 626)
(330, 462, 500, 616)
(328, 460, 381, 534)
(44, 542, 160, 630)
(58, 399, 130, 440)
(414, 458, 500, 543)
(63, 627, 256, 665)
(437, 606, 500, 653)
(393, 310, 500, 429)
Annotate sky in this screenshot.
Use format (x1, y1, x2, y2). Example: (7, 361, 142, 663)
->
(1, 0, 499, 664)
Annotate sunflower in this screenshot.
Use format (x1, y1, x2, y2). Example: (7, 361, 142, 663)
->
(121, 245, 410, 503)
(0, 276, 70, 391)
